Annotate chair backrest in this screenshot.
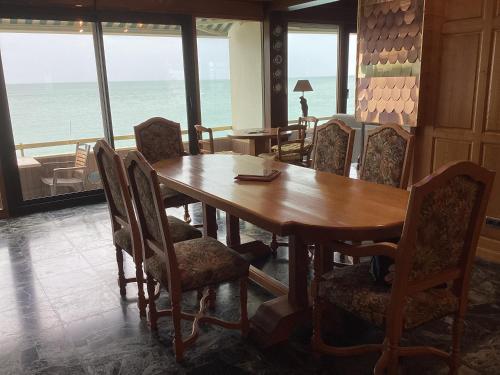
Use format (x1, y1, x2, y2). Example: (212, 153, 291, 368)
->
(312, 119, 356, 177)
(391, 161, 494, 318)
(276, 124, 307, 162)
(134, 117, 184, 164)
(298, 116, 319, 143)
(359, 123, 414, 189)
(75, 143, 90, 168)
(125, 150, 180, 293)
(194, 125, 214, 154)
(94, 140, 142, 263)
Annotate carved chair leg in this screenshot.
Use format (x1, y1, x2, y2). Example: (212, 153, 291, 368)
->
(115, 246, 126, 297)
(183, 204, 192, 223)
(240, 278, 249, 337)
(146, 274, 158, 331)
(172, 301, 185, 362)
(450, 313, 465, 374)
(270, 233, 278, 257)
(135, 262, 147, 318)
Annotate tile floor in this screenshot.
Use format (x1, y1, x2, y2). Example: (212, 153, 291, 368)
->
(1, 203, 500, 374)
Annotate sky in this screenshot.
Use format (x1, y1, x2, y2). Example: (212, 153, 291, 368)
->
(0, 30, 357, 84)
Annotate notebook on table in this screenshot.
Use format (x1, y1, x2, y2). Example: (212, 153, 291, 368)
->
(234, 168, 281, 182)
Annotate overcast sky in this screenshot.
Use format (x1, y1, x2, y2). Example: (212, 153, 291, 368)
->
(0, 32, 357, 84)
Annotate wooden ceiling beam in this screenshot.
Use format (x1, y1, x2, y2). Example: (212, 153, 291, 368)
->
(269, 0, 340, 12)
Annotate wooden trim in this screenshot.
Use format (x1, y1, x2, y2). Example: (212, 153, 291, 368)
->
(336, 24, 349, 114)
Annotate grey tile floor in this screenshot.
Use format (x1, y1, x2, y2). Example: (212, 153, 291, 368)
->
(1, 202, 500, 374)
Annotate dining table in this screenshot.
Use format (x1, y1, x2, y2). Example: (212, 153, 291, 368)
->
(153, 154, 409, 346)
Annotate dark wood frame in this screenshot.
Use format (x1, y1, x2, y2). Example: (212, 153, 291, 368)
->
(125, 150, 249, 362)
(360, 123, 415, 189)
(194, 124, 215, 154)
(312, 119, 356, 177)
(93, 139, 147, 316)
(312, 161, 495, 374)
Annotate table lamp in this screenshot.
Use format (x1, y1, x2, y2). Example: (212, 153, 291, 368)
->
(293, 79, 313, 117)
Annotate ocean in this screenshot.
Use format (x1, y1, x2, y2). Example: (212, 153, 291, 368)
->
(6, 76, 356, 156)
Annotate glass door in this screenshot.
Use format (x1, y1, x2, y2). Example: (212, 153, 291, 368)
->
(0, 19, 105, 202)
(101, 22, 188, 149)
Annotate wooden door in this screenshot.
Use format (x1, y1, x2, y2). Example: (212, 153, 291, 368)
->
(414, 0, 500, 261)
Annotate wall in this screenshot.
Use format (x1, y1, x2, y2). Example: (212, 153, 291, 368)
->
(228, 21, 264, 130)
(414, 0, 500, 262)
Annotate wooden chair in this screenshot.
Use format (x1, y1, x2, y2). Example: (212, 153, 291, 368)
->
(299, 116, 319, 166)
(41, 142, 90, 195)
(195, 124, 238, 154)
(360, 123, 415, 189)
(125, 150, 250, 362)
(134, 117, 198, 223)
(312, 161, 495, 374)
(312, 119, 356, 177)
(259, 124, 308, 165)
(94, 140, 202, 317)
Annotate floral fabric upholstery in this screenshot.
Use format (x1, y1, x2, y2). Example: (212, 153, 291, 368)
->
(271, 142, 312, 154)
(113, 216, 202, 254)
(360, 128, 408, 187)
(259, 152, 302, 163)
(144, 237, 249, 291)
(99, 150, 127, 220)
(410, 175, 481, 281)
(319, 263, 458, 330)
(136, 121, 183, 164)
(313, 123, 350, 175)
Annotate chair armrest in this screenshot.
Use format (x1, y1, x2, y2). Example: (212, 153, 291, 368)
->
(41, 161, 73, 167)
(332, 241, 398, 259)
(53, 166, 85, 178)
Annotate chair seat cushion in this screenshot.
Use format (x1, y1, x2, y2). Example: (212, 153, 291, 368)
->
(258, 152, 303, 162)
(159, 184, 198, 207)
(144, 237, 249, 291)
(113, 216, 202, 254)
(271, 141, 312, 153)
(318, 263, 458, 330)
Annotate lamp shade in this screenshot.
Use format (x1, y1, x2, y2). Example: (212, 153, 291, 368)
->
(293, 79, 313, 92)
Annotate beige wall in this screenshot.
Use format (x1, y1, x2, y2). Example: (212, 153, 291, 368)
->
(228, 21, 264, 130)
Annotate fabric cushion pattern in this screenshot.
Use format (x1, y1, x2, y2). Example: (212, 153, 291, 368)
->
(360, 128, 407, 187)
(313, 123, 349, 175)
(137, 122, 182, 164)
(113, 228, 133, 255)
(145, 237, 249, 291)
(411, 175, 481, 281)
(319, 263, 458, 329)
(100, 151, 127, 220)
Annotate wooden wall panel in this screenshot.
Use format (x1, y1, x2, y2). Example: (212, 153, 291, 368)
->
(432, 138, 472, 170)
(482, 143, 500, 219)
(485, 30, 500, 133)
(435, 33, 480, 129)
(445, 0, 483, 21)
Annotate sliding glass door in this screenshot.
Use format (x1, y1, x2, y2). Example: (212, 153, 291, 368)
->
(0, 19, 104, 201)
(101, 22, 188, 149)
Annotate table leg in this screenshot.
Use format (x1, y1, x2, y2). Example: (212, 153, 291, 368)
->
(225, 213, 241, 248)
(249, 234, 310, 347)
(202, 203, 217, 239)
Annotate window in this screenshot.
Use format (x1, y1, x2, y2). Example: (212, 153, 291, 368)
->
(196, 18, 263, 137)
(102, 22, 188, 148)
(287, 23, 339, 121)
(0, 19, 104, 200)
(347, 33, 357, 115)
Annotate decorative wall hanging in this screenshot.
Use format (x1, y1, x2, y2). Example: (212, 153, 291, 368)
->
(270, 23, 286, 95)
(356, 0, 424, 127)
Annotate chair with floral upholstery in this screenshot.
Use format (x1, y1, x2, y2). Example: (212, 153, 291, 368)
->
(94, 140, 202, 318)
(312, 161, 495, 374)
(360, 123, 415, 189)
(125, 150, 250, 362)
(312, 119, 356, 176)
(134, 117, 198, 223)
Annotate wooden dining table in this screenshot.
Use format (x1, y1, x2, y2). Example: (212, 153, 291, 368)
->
(228, 128, 280, 156)
(153, 154, 409, 346)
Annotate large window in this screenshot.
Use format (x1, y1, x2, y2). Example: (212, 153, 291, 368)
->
(102, 22, 188, 148)
(0, 20, 104, 200)
(287, 23, 339, 120)
(196, 18, 263, 137)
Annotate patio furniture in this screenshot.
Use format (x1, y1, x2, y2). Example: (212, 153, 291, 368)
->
(195, 124, 238, 154)
(40, 142, 90, 196)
